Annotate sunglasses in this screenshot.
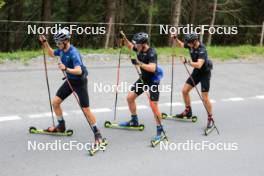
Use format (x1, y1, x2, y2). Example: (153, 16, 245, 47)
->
(56, 41, 64, 46)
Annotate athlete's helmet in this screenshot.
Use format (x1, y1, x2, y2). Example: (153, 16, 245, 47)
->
(54, 28, 71, 43)
(184, 33, 198, 43)
(132, 32, 149, 44)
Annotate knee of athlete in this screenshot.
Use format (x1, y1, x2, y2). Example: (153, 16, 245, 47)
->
(202, 94, 210, 102)
(127, 94, 135, 103)
(182, 88, 189, 96)
(52, 98, 61, 108)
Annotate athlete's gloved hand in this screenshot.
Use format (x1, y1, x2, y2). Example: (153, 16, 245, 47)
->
(180, 56, 191, 65)
(58, 63, 67, 71)
(119, 31, 126, 39)
(131, 58, 139, 65)
(39, 35, 47, 44)
(171, 34, 177, 40)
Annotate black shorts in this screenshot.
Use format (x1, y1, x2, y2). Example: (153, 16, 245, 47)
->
(130, 79, 160, 101)
(186, 70, 211, 92)
(56, 78, 89, 107)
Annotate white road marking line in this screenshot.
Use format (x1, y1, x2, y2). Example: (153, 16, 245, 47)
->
(28, 112, 68, 118)
(0, 115, 21, 122)
(71, 108, 112, 114)
(117, 105, 148, 110)
(116, 106, 128, 110)
(92, 108, 112, 113)
(2, 95, 261, 122)
(221, 97, 244, 102)
(137, 105, 148, 109)
(160, 102, 183, 107)
(192, 100, 202, 104)
(255, 95, 264, 99)
(126, 105, 148, 110)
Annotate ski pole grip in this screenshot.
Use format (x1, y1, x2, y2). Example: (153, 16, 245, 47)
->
(120, 31, 126, 39)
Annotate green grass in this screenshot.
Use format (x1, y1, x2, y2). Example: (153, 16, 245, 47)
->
(0, 45, 263, 63)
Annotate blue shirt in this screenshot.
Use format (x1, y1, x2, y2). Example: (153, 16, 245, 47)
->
(54, 45, 86, 80)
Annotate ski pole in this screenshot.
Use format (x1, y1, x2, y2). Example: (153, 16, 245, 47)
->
(57, 59, 94, 133)
(131, 56, 168, 141)
(181, 56, 220, 135)
(170, 37, 176, 116)
(41, 45, 55, 127)
(113, 44, 123, 121)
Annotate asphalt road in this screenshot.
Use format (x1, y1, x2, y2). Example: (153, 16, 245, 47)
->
(0, 58, 263, 176)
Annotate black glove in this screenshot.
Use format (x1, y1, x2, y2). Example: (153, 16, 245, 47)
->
(131, 59, 139, 65)
(184, 58, 191, 65)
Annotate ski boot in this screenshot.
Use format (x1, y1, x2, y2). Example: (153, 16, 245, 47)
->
(175, 106, 198, 122)
(151, 125, 167, 147)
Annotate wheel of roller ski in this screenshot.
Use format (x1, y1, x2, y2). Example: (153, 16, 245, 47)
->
(191, 116, 198, 123)
(104, 121, 111, 128)
(29, 126, 37, 133)
(161, 113, 167, 119)
(89, 150, 95, 156)
(139, 124, 145, 131)
(151, 140, 155, 147)
(66, 129, 73, 136)
(204, 129, 208, 136)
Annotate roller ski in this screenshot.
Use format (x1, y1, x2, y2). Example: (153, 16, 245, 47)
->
(151, 126, 167, 147)
(162, 106, 198, 122)
(104, 116, 144, 131)
(204, 118, 219, 136)
(29, 120, 73, 136)
(88, 131, 108, 156)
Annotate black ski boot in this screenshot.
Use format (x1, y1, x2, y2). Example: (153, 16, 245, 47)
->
(46, 119, 66, 132)
(176, 106, 192, 118)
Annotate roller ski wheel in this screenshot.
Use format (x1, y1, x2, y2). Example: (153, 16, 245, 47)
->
(104, 121, 145, 131)
(161, 113, 168, 119)
(88, 138, 108, 156)
(151, 135, 167, 147)
(28, 126, 73, 136)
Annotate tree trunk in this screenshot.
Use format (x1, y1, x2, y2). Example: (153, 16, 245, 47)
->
(169, 0, 182, 44)
(104, 0, 117, 48)
(207, 0, 217, 46)
(4, 0, 13, 51)
(260, 21, 264, 46)
(41, 0, 51, 22)
(14, 0, 23, 50)
(147, 0, 154, 43)
(190, 0, 197, 24)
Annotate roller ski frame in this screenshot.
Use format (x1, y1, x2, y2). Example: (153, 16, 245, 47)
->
(88, 138, 108, 156)
(204, 122, 220, 136)
(151, 135, 167, 147)
(161, 113, 198, 123)
(29, 126, 73, 136)
(104, 121, 145, 131)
